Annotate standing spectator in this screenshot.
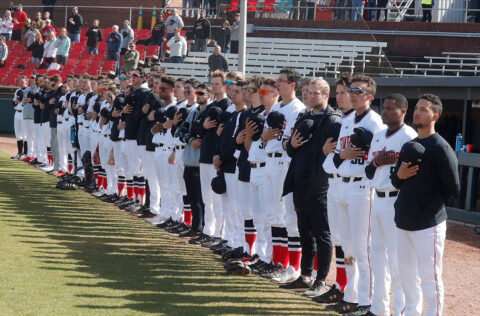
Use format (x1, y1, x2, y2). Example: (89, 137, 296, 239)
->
(367, 0, 377, 20)
(208, 45, 228, 74)
(0, 36, 8, 68)
(230, 13, 240, 54)
(42, 0, 56, 19)
(7, 2, 17, 15)
(122, 43, 140, 71)
(215, 20, 231, 53)
(54, 27, 70, 65)
(305, 0, 317, 20)
(208, 0, 217, 17)
(24, 21, 40, 48)
(377, 0, 388, 21)
(42, 32, 56, 66)
(150, 15, 166, 46)
(34, 12, 45, 31)
(43, 11, 52, 25)
(66, 6, 83, 43)
(352, 0, 364, 20)
(120, 20, 134, 55)
(106, 25, 123, 71)
(193, 11, 210, 52)
(182, 0, 194, 17)
(167, 29, 187, 63)
(0, 10, 14, 41)
(40, 19, 55, 40)
(86, 19, 102, 55)
(11, 3, 27, 41)
(29, 32, 44, 65)
(165, 9, 184, 41)
(422, 0, 434, 22)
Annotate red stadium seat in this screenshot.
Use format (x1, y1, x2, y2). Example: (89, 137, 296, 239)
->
(248, 0, 258, 12)
(227, 0, 239, 12)
(146, 45, 159, 58)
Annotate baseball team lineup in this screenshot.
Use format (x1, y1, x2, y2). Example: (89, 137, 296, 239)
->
(11, 67, 460, 316)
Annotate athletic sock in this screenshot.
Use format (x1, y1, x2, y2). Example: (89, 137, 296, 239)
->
(271, 226, 283, 266)
(244, 219, 257, 255)
(138, 177, 146, 204)
(183, 195, 192, 226)
(117, 176, 126, 197)
(23, 141, 27, 156)
(335, 245, 347, 292)
(288, 235, 301, 271)
(16, 140, 23, 156)
(47, 147, 53, 166)
(67, 154, 73, 174)
(126, 179, 134, 200)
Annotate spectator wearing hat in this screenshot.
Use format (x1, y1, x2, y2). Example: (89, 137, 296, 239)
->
(167, 29, 187, 63)
(12, 3, 27, 41)
(122, 43, 140, 71)
(0, 10, 14, 41)
(40, 18, 55, 40)
(0, 36, 8, 68)
(86, 19, 102, 55)
(66, 6, 83, 43)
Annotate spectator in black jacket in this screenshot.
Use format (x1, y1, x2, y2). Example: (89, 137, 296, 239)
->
(193, 11, 210, 52)
(66, 6, 83, 43)
(86, 19, 102, 55)
(215, 20, 231, 53)
(42, 0, 56, 19)
(29, 32, 44, 65)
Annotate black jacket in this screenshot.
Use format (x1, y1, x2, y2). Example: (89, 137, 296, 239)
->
(29, 41, 44, 59)
(151, 22, 166, 45)
(214, 108, 245, 174)
(86, 27, 103, 48)
(124, 86, 150, 140)
(283, 105, 341, 197)
(215, 27, 231, 49)
(67, 13, 83, 34)
(193, 18, 211, 39)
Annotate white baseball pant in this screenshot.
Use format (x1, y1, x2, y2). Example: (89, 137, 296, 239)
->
(171, 149, 187, 221)
(397, 220, 446, 316)
(220, 171, 242, 248)
(155, 147, 174, 219)
(199, 163, 223, 238)
(14, 112, 26, 140)
(142, 150, 161, 214)
(327, 175, 343, 246)
(35, 123, 46, 163)
(24, 119, 36, 158)
(236, 178, 254, 253)
(99, 137, 117, 195)
(56, 122, 69, 172)
(78, 126, 90, 156)
(123, 139, 142, 179)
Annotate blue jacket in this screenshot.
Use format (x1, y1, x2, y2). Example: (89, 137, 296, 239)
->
(106, 32, 123, 53)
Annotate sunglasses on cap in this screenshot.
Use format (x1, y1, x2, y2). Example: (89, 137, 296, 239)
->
(225, 79, 236, 85)
(348, 87, 370, 95)
(97, 87, 107, 91)
(259, 89, 273, 96)
(195, 91, 207, 96)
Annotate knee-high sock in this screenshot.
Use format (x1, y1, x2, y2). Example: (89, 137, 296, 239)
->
(138, 176, 146, 204)
(97, 168, 105, 190)
(244, 219, 257, 255)
(335, 245, 347, 291)
(133, 176, 139, 203)
(93, 165, 99, 182)
(23, 141, 28, 156)
(117, 176, 126, 197)
(16, 140, 23, 155)
(47, 147, 53, 166)
(102, 168, 108, 190)
(127, 178, 135, 200)
(68, 154, 73, 174)
(272, 226, 287, 266)
(183, 195, 192, 226)
(288, 235, 301, 271)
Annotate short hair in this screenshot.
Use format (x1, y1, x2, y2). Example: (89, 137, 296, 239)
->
(150, 64, 165, 74)
(234, 12, 240, 17)
(223, 20, 230, 27)
(351, 74, 376, 97)
(309, 77, 330, 94)
(134, 67, 148, 78)
(262, 77, 277, 89)
(419, 93, 443, 116)
(279, 68, 302, 87)
(226, 71, 244, 82)
(124, 20, 131, 25)
(81, 74, 92, 80)
(185, 78, 200, 89)
(385, 93, 408, 110)
(211, 70, 226, 84)
(0, 36, 5, 41)
(176, 77, 186, 85)
(335, 73, 352, 87)
(197, 83, 212, 94)
(301, 78, 312, 89)
(50, 74, 61, 83)
(161, 75, 175, 88)
(247, 76, 263, 89)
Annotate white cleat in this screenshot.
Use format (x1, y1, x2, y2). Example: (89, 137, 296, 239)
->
(272, 265, 301, 284)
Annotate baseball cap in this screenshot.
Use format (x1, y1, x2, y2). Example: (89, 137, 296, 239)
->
(350, 127, 373, 151)
(266, 111, 284, 130)
(398, 141, 425, 166)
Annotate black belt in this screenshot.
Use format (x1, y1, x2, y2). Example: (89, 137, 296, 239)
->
(84, 126, 89, 129)
(16, 110, 22, 112)
(64, 118, 69, 121)
(175, 145, 185, 150)
(376, 191, 398, 198)
(327, 173, 340, 179)
(250, 162, 266, 168)
(104, 134, 110, 137)
(78, 122, 83, 125)
(154, 143, 164, 147)
(267, 152, 283, 158)
(342, 177, 363, 183)
(57, 121, 63, 124)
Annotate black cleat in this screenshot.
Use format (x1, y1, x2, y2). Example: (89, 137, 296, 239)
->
(312, 284, 344, 303)
(302, 280, 330, 297)
(188, 233, 211, 245)
(260, 263, 285, 279)
(179, 228, 197, 238)
(324, 300, 357, 314)
(156, 218, 174, 229)
(202, 237, 223, 248)
(279, 276, 314, 290)
(344, 305, 371, 316)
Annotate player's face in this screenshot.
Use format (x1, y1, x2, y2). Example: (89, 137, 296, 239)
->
(308, 83, 328, 108)
(336, 84, 352, 112)
(174, 81, 185, 99)
(211, 77, 225, 95)
(153, 78, 162, 94)
(382, 99, 404, 127)
(349, 81, 371, 112)
(302, 85, 310, 107)
(231, 85, 244, 105)
(196, 89, 210, 105)
(259, 84, 277, 106)
(159, 82, 173, 100)
(276, 73, 294, 96)
(184, 83, 195, 100)
(90, 81, 97, 91)
(413, 99, 437, 128)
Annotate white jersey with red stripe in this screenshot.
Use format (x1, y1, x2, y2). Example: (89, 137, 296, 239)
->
(152, 101, 176, 147)
(367, 124, 417, 191)
(336, 109, 385, 178)
(265, 98, 305, 154)
(322, 110, 356, 175)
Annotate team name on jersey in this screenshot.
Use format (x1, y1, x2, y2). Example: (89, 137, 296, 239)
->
(372, 150, 400, 163)
(339, 135, 351, 150)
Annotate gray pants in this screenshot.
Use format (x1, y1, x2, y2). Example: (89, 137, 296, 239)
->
(194, 38, 207, 52)
(50, 127, 59, 171)
(336, 0, 353, 20)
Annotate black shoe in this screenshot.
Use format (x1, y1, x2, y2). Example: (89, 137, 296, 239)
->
(325, 300, 357, 314)
(357, 312, 375, 316)
(29, 159, 39, 165)
(166, 222, 188, 233)
(312, 284, 344, 303)
(188, 233, 211, 245)
(131, 205, 148, 217)
(279, 276, 314, 290)
(210, 240, 228, 251)
(250, 259, 268, 274)
(126, 203, 142, 213)
(213, 244, 231, 255)
(260, 263, 285, 279)
(36, 163, 46, 167)
(104, 194, 120, 203)
(179, 228, 197, 238)
(100, 194, 115, 202)
(138, 209, 155, 218)
(222, 246, 246, 261)
(156, 218, 174, 229)
(302, 280, 330, 297)
(344, 305, 371, 316)
(164, 220, 179, 229)
(114, 196, 129, 206)
(202, 237, 222, 248)
(118, 199, 135, 209)
(176, 223, 191, 234)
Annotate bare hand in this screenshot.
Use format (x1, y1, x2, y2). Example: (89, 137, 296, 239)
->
(245, 120, 259, 138)
(374, 147, 396, 167)
(396, 162, 419, 180)
(151, 123, 163, 134)
(213, 155, 222, 170)
(117, 121, 125, 130)
(54, 108, 60, 114)
(148, 111, 155, 121)
(216, 123, 224, 136)
(203, 117, 217, 130)
(191, 138, 202, 149)
(290, 129, 304, 149)
(236, 129, 246, 144)
(122, 104, 133, 114)
(173, 111, 182, 126)
(262, 127, 281, 141)
(142, 104, 150, 114)
(168, 151, 175, 164)
(323, 137, 337, 156)
(112, 109, 122, 118)
(163, 120, 173, 129)
(340, 144, 365, 160)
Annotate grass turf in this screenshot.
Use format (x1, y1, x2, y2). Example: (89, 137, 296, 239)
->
(0, 152, 335, 315)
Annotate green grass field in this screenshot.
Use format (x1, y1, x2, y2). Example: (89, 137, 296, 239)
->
(0, 152, 334, 315)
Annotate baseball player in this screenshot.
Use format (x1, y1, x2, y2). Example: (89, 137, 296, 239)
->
(316, 73, 355, 304)
(261, 68, 305, 282)
(327, 74, 385, 315)
(54, 83, 71, 176)
(42, 74, 63, 173)
(22, 74, 40, 162)
(391, 94, 459, 316)
(362, 94, 417, 316)
(12, 76, 28, 160)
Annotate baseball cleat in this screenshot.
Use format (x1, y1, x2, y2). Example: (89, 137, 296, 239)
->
(271, 265, 300, 284)
(312, 284, 344, 303)
(302, 280, 330, 297)
(344, 305, 371, 316)
(279, 276, 314, 290)
(324, 300, 357, 314)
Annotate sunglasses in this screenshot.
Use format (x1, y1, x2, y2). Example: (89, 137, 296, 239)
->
(119, 77, 127, 81)
(225, 79, 236, 85)
(348, 87, 370, 95)
(195, 91, 207, 96)
(246, 87, 258, 93)
(131, 73, 140, 78)
(258, 89, 273, 96)
(158, 87, 170, 92)
(97, 87, 107, 91)
(276, 78, 294, 84)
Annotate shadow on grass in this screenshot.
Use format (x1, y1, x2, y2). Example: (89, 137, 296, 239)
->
(0, 155, 334, 315)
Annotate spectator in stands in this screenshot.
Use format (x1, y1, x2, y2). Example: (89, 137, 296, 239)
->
(165, 9, 184, 41)
(40, 19, 55, 40)
(1, 10, 14, 41)
(182, 0, 194, 17)
(0, 36, 7, 68)
(24, 21, 40, 48)
(150, 15, 166, 46)
(42, 0, 56, 19)
(106, 25, 123, 71)
(215, 20, 231, 53)
(42, 32, 56, 67)
(305, 0, 317, 20)
(54, 27, 70, 65)
(66, 6, 83, 43)
(352, 0, 364, 20)
(120, 20, 134, 56)
(86, 19, 102, 55)
(208, 45, 228, 74)
(377, 0, 388, 21)
(29, 32, 44, 65)
(7, 2, 17, 15)
(43, 11, 52, 25)
(34, 12, 45, 31)
(11, 3, 27, 41)
(422, 0, 433, 22)
(230, 13, 240, 54)
(167, 29, 187, 63)
(367, 0, 376, 20)
(193, 10, 210, 52)
(122, 43, 140, 71)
